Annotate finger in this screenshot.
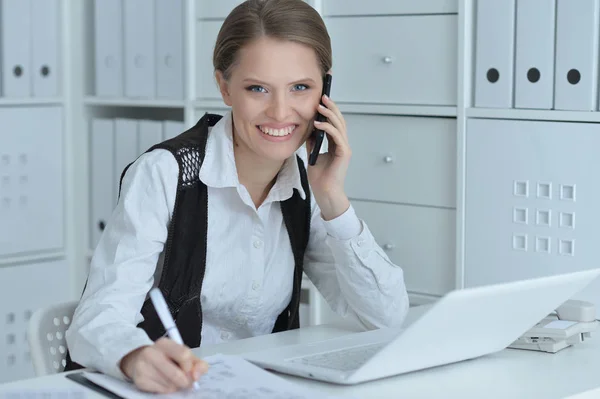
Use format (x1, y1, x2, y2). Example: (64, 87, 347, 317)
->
(191, 358, 210, 381)
(151, 363, 184, 392)
(313, 122, 349, 156)
(322, 95, 346, 130)
(150, 344, 193, 390)
(155, 338, 196, 375)
(135, 360, 176, 393)
(317, 103, 344, 137)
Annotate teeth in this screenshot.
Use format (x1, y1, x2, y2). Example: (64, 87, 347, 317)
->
(259, 125, 295, 137)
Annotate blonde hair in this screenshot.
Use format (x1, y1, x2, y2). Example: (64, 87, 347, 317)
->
(213, 0, 332, 80)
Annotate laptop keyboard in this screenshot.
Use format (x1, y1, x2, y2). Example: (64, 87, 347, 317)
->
(288, 342, 387, 372)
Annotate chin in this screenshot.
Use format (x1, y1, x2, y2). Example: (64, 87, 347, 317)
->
(261, 146, 300, 164)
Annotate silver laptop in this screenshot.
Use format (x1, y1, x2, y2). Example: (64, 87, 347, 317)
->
(242, 269, 600, 385)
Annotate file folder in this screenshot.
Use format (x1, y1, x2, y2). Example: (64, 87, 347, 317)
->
(114, 119, 138, 196)
(554, 0, 599, 111)
(156, 0, 184, 99)
(163, 120, 185, 140)
(90, 119, 115, 249)
(124, 0, 156, 98)
(514, 0, 556, 109)
(1, 0, 32, 97)
(31, 0, 59, 97)
(138, 120, 163, 154)
(94, 0, 124, 97)
(474, 0, 515, 108)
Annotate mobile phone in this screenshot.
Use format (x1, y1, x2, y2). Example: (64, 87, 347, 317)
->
(308, 73, 333, 165)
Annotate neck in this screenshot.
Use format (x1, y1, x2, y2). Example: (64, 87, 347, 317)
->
(233, 133, 284, 208)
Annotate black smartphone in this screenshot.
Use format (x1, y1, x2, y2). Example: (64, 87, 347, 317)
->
(308, 73, 333, 165)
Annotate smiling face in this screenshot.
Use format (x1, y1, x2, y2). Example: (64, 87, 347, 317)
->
(216, 36, 324, 165)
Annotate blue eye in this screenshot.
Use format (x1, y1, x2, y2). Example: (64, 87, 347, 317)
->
(247, 85, 267, 93)
(292, 84, 308, 91)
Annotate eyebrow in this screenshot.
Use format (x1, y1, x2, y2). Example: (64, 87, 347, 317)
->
(242, 77, 317, 85)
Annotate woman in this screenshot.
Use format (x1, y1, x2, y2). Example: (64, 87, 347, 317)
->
(66, 0, 409, 393)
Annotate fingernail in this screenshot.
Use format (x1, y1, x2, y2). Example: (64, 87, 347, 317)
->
(314, 120, 322, 124)
(319, 104, 325, 108)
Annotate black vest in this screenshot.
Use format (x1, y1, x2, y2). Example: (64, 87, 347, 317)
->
(65, 113, 311, 370)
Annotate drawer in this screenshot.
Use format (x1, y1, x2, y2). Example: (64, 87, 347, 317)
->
(0, 260, 70, 382)
(195, 21, 223, 100)
(352, 200, 456, 296)
(195, 0, 244, 19)
(0, 107, 64, 258)
(325, 15, 457, 106)
(195, 0, 314, 19)
(323, 0, 458, 16)
(345, 114, 456, 208)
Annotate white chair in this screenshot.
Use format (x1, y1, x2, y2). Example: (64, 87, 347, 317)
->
(27, 300, 79, 376)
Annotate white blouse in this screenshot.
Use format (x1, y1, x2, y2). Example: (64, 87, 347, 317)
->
(65, 111, 409, 380)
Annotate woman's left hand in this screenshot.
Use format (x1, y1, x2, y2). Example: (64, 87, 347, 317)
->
(306, 94, 352, 221)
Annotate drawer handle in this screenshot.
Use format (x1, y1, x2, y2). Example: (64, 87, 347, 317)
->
(383, 243, 395, 251)
(382, 56, 393, 64)
(383, 156, 393, 163)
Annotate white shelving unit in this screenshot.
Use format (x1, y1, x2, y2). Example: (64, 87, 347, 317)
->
(457, 0, 600, 315)
(4, 0, 600, 384)
(73, 0, 460, 329)
(0, 0, 76, 383)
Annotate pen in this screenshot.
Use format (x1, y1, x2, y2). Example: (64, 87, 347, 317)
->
(149, 287, 201, 391)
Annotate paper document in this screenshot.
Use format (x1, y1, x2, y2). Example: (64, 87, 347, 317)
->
(84, 354, 351, 399)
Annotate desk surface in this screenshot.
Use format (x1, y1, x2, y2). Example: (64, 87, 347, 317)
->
(1, 306, 599, 399)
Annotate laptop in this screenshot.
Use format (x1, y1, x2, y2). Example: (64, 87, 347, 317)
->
(242, 268, 600, 385)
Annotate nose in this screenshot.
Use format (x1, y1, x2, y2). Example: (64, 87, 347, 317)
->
(266, 92, 290, 121)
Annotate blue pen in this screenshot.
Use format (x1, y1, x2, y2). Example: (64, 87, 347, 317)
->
(149, 288, 201, 391)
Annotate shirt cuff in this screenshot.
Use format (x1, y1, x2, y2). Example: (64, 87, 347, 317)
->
(321, 204, 362, 241)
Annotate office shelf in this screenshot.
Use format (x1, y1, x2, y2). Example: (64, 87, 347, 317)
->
(0, 251, 65, 268)
(84, 97, 186, 109)
(193, 99, 229, 110)
(193, 101, 457, 117)
(337, 103, 457, 117)
(466, 107, 600, 123)
(407, 291, 440, 306)
(0, 98, 64, 106)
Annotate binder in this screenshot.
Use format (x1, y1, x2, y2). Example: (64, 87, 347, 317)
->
(31, 0, 59, 97)
(137, 120, 163, 154)
(163, 120, 185, 140)
(554, 0, 600, 111)
(94, 0, 124, 97)
(196, 21, 224, 99)
(155, 0, 184, 99)
(473, 0, 515, 108)
(1, 0, 32, 97)
(90, 119, 115, 249)
(114, 119, 138, 196)
(124, 0, 156, 98)
(514, 0, 556, 109)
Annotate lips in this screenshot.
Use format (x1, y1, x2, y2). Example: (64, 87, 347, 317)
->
(258, 125, 296, 137)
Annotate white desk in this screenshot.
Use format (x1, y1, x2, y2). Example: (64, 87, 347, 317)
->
(1, 306, 600, 398)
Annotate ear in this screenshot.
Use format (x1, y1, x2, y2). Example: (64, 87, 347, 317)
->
(215, 70, 233, 106)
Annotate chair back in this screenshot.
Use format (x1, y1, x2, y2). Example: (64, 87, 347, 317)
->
(27, 301, 78, 376)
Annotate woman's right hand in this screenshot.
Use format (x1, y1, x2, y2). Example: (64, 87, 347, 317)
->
(120, 337, 209, 393)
